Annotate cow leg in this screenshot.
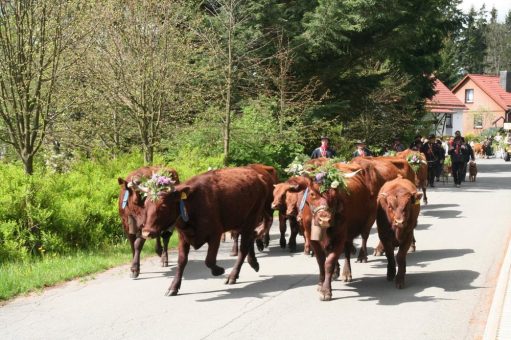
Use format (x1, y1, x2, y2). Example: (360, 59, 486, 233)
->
(342, 242, 353, 282)
(288, 217, 299, 252)
(319, 245, 343, 301)
(128, 233, 136, 258)
(166, 237, 190, 296)
(160, 231, 172, 267)
(302, 213, 313, 256)
(155, 236, 163, 257)
(205, 234, 225, 276)
(230, 232, 239, 257)
(395, 237, 413, 289)
(373, 241, 385, 256)
(382, 239, 396, 282)
(356, 236, 369, 263)
(409, 234, 416, 253)
(247, 241, 260, 272)
(279, 209, 287, 249)
(263, 230, 270, 249)
(131, 237, 145, 279)
(310, 240, 326, 288)
(226, 232, 252, 285)
(422, 186, 428, 205)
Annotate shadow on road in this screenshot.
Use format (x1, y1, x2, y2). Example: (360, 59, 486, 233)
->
(183, 274, 315, 302)
(421, 209, 463, 219)
(340, 269, 480, 305)
(369, 248, 474, 269)
(421, 204, 459, 210)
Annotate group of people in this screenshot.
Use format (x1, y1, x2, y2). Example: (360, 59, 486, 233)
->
(311, 131, 476, 188)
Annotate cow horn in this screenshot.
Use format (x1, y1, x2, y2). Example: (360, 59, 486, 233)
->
(379, 192, 388, 197)
(343, 169, 362, 178)
(129, 181, 150, 193)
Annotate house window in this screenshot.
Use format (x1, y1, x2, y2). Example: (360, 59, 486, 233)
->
(465, 89, 474, 103)
(474, 114, 483, 129)
(445, 114, 453, 128)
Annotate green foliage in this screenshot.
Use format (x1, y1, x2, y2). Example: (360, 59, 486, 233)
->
(0, 154, 145, 263)
(229, 97, 305, 173)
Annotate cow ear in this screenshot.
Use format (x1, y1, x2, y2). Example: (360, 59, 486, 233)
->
(413, 192, 423, 204)
(118, 177, 127, 188)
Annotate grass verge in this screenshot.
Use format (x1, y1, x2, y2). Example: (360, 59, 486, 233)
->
(0, 235, 178, 302)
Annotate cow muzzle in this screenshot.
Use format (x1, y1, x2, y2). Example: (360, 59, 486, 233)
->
(141, 230, 156, 240)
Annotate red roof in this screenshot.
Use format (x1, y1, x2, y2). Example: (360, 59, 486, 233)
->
(452, 74, 511, 111)
(425, 79, 467, 112)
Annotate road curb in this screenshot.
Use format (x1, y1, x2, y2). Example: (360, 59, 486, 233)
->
(484, 234, 511, 339)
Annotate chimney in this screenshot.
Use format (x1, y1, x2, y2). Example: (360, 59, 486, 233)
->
(499, 71, 511, 92)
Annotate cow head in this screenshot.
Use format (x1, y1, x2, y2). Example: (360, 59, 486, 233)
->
(118, 177, 149, 229)
(378, 190, 422, 242)
(283, 176, 337, 229)
(271, 183, 299, 211)
(141, 185, 191, 239)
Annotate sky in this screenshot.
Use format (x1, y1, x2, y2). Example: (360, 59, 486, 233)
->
(460, 0, 511, 21)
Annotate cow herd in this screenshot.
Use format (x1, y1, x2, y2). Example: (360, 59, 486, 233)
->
(117, 151, 428, 301)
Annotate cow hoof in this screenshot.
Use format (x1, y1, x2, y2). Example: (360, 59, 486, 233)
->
(211, 266, 225, 276)
(225, 277, 237, 285)
(342, 274, 352, 282)
(161, 261, 169, 267)
(410, 245, 416, 253)
(289, 242, 297, 253)
(165, 289, 178, 296)
(249, 262, 260, 272)
(230, 249, 238, 256)
(256, 240, 264, 252)
(387, 272, 396, 281)
(356, 257, 368, 263)
(318, 289, 332, 301)
(395, 281, 405, 289)
(280, 238, 286, 249)
(373, 250, 384, 256)
(130, 271, 140, 279)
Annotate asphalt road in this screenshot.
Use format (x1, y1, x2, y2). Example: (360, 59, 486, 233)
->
(1, 158, 510, 340)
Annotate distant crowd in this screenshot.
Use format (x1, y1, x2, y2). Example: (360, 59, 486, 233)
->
(310, 131, 484, 189)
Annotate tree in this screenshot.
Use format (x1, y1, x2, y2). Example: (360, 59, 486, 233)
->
(0, 0, 81, 174)
(459, 6, 487, 74)
(83, 0, 194, 165)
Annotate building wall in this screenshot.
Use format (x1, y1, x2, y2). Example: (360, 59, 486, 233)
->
(453, 79, 505, 135)
(452, 110, 463, 135)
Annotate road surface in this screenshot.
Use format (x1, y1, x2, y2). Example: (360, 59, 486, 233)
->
(1, 158, 510, 340)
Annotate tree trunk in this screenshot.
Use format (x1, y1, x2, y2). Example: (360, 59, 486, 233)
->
(223, 8, 233, 167)
(23, 155, 34, 176)
(144, 144, 154, 165)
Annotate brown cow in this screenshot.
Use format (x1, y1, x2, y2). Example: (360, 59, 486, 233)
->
(117, 166, 180, 278)
(351, 156, 418, 256)
(376, 177, 422, 288)
(473, 143, 483, 158)
(138, 167, 271, 296)
(271, 183, 309, 253)
(230, 164, 279, 256)
(283, 162, 375, 300)
(396, 150, 428, 204)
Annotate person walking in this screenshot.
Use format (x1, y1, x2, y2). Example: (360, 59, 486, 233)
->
(352, 140, 372, 158)
(409, 135, 423, 151)
(420, 134, 444, 187)
(391, 137, 406, 152)
(435, 138, 446, 182)
(311, 136, 336, 159)
(449, 134, 469, 188)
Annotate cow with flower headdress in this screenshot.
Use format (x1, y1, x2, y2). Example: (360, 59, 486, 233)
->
(396, 149, 428, 204)
(132, 166, 273, 296)
(117, 167, 179, 278)
(277, 159, 382, 300)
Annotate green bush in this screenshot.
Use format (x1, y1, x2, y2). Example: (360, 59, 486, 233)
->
(0, 154, 146, 263)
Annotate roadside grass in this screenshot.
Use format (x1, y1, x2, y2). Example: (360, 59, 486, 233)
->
(0, 235, 179, 302)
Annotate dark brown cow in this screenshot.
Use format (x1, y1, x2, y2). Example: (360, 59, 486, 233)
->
(396, 150, 428, 204)
(282, 162, 375, 300)
(117, 166, 180, 278)
(139, 167, 271, 296)
(230, 164, 279, 256)
(376, 177, 422, 288)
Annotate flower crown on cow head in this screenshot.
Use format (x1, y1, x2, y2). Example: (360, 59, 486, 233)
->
(129, 171, 177, 201)
(310, 161, 349, 193)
